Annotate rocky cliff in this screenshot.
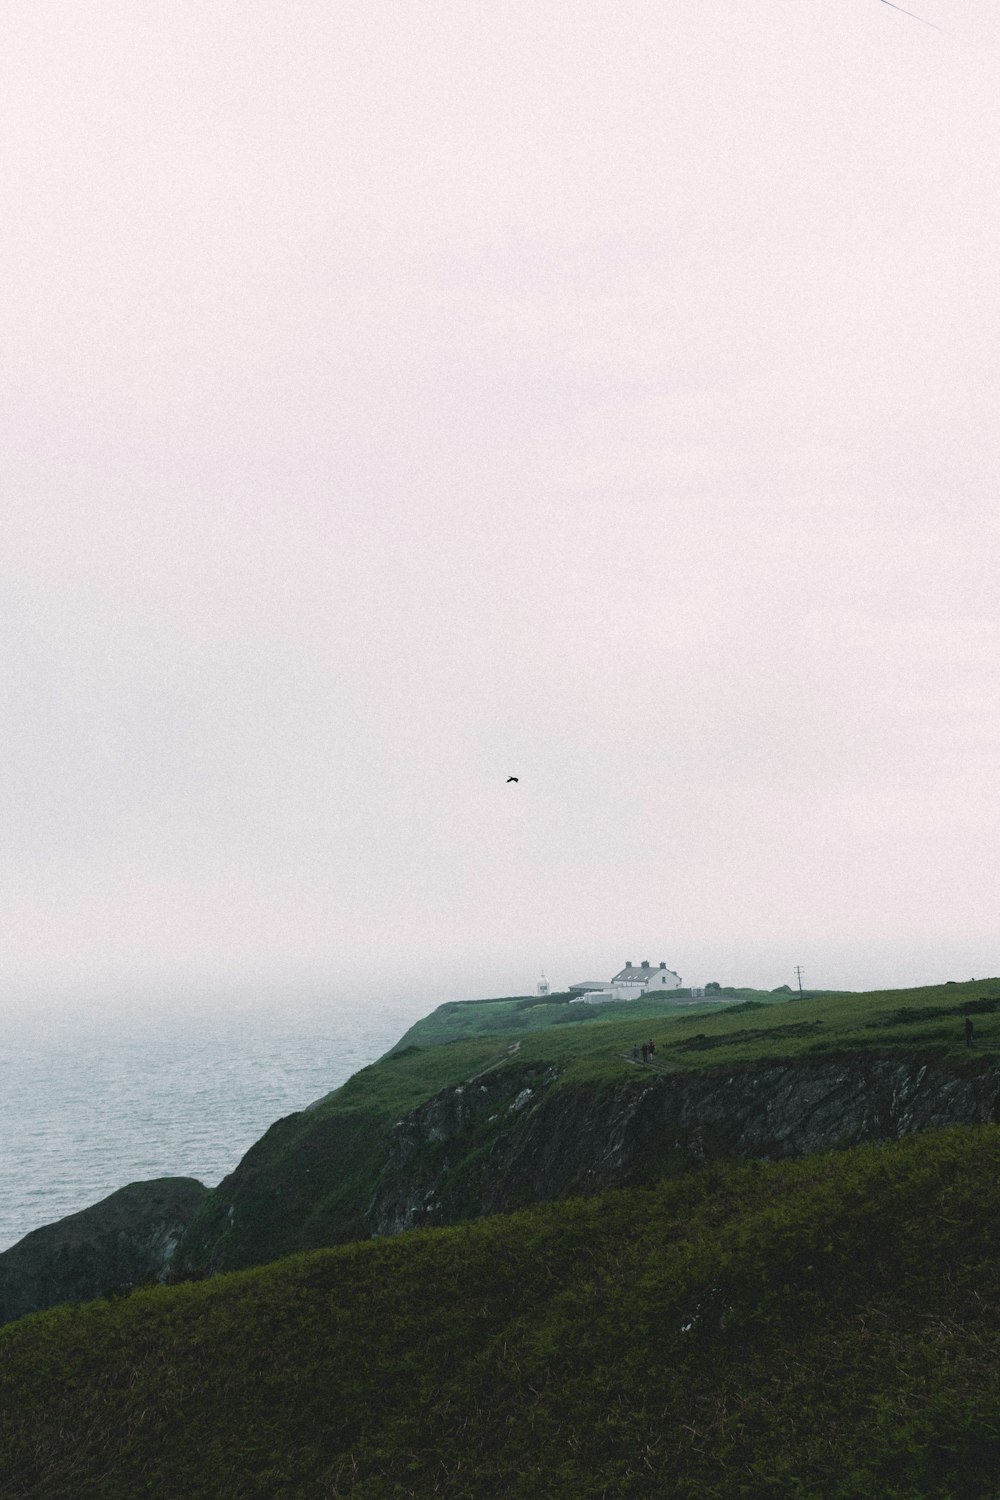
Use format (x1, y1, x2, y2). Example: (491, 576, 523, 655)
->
(364, 1052, 1000, 1234)
(0, 1177, 207, 1327)
(9, 1048, 1000, 1310)
(173, 1049, 1000, 1276)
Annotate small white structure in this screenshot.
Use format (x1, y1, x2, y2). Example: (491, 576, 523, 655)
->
(570, 959, 682, 1004)
(536, 971, 550, 996)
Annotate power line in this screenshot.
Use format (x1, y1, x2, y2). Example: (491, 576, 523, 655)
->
(879, 0, 943, 31)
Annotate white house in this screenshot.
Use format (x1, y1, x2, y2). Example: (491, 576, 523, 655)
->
(608, 960, 682, 996)
(570, 959, 682, 1004)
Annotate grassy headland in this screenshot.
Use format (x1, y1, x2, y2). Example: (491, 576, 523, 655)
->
(175, 977, 1000, 1275)
(381, 977, 1000, 1073)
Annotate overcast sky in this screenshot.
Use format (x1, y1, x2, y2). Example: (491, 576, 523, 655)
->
(2, 0, 999, 1004)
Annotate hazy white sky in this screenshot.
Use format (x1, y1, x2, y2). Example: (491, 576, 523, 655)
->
(2, 0, 999, 1002)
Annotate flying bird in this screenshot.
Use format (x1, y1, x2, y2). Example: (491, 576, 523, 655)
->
(880, 0, 942, 29)
(507, 776, 518, 783)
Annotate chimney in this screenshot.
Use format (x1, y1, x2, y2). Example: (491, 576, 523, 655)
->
(641, 960, 650, 969)
(659, 962, 666, 969)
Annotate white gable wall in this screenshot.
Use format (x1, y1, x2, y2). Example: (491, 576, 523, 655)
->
(644, 967, 681, 990)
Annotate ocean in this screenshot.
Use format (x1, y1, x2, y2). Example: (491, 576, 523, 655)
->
(0, 984, 432, 1253)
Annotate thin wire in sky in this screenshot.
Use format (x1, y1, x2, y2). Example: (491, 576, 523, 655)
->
(880, 0, 943, 30)
(878, 0, 1000, 65)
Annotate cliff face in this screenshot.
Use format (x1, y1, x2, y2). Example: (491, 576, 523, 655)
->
(179, 1050, 1000, 1274)
(364, 1053, 1000, 1235)
(12, 1052, 1000, 1303)
(366, 1060, 565, 1234)
(0, 1177, 207, 1327)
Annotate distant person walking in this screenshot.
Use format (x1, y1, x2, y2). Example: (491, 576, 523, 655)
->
(641, 1043, 649, 1064)
(965, 1016, 975, 1047)
(631, 1043, 640, 1062)
(647, 1038, 656, 1057)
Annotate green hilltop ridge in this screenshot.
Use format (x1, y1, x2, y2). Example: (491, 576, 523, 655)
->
(379, 982, 831, 1052)
(4, 976, 1000, 1496)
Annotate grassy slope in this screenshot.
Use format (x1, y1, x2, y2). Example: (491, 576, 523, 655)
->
(175, 1035, 517, 1270)
(176, 977, 1000, 1272)
(379, 977, 1000, 1089)
(5, 1125, 1000, 1498)
(383, 978, 1000, 1072)
(379, 988, 781, 1053)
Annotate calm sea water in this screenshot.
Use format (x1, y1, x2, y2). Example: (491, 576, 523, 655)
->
(0, 986, 431, 1252)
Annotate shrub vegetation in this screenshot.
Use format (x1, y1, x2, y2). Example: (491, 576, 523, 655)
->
(4, 1126, 1000, 1497)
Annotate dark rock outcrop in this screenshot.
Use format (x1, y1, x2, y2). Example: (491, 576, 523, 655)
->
(0, 1177, 207, 1327)
(21, 1052, 1000, 1298)
(364, 1055, 1000, 1235)
(366, 1061, 562, 1234)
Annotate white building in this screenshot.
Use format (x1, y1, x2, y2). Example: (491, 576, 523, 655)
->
(570, 959, 682, 1004)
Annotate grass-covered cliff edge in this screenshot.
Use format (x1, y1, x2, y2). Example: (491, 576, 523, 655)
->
(174, 976, 1000, 1275)
(5, 978, 1000, 1497)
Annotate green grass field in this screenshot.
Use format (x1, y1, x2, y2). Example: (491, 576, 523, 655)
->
(5, 1124, 1000, 1497)
(380, 986, 784, 1053)
(381, 976, 1000, 1086)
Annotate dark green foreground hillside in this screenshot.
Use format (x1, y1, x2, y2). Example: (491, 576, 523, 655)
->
(5, 1126, 1000, 1499)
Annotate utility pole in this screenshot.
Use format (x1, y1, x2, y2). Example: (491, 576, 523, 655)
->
(794, 965, 804, 998)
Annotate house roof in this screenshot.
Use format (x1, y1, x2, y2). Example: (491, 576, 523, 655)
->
(611, 962, 679, 983)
